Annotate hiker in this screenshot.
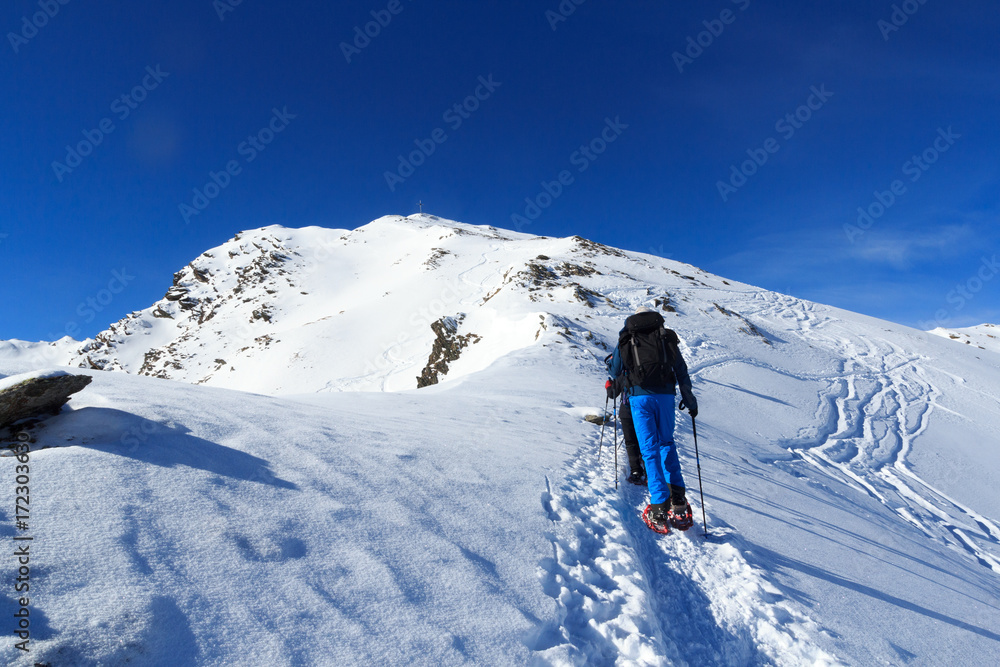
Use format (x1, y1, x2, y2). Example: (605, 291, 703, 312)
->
(605, 372, 646, 486)
(608, 307, 698, 531)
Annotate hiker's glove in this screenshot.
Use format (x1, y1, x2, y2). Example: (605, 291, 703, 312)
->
(605, 380, 615, 400)
(678, 392, 698, 418)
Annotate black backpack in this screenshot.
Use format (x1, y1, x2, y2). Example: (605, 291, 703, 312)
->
(619, 311, 678, 390)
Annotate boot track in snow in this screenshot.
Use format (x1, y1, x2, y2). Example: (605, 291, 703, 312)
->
(531, 432, 839, 666)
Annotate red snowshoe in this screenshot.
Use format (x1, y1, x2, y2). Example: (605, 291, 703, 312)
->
(641, 504, 671, 535)
(668, 501, 694, 532)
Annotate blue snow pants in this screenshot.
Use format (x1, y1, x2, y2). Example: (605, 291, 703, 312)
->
(629, 393, 685, 506)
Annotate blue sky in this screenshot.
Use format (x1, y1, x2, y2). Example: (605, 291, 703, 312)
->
(3, 0, 998, 341)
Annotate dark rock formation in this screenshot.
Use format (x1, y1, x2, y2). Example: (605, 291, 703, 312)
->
(416, 316, 482, 388)
(0, 373, 92, 428)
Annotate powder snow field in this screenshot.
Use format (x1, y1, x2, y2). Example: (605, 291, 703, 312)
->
(2, 215, 999, 665)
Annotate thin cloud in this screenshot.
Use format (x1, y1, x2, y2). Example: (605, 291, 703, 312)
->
(848, 224, 975, 269)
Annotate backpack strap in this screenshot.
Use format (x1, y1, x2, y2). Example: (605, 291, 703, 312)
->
(630, 333, 643, 374)
(662, 328, 680, 363)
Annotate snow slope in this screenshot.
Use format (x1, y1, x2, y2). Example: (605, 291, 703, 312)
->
(2, 214, 999, 665)
(930, 323, 1000, 355)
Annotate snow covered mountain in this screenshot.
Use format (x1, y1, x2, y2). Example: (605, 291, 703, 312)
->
(27, 214, 746, 395)
(930, 323, 1000, 355)
(2, 214, 999, 666)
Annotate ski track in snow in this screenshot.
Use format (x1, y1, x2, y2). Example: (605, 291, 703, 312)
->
(532, 432, 839, 666)
(750, 293, 1000, 576)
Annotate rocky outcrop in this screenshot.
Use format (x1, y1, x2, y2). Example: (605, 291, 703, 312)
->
(416, 316, 482, 388)
(70, 231, 294, 377)
(714, 303, 773, 345)
(0, 372, 92, 428)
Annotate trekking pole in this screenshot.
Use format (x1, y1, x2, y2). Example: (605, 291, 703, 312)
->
(597, 395, 609, 462)
(613, 397, 619, 490)
(691, 415, 709, 537)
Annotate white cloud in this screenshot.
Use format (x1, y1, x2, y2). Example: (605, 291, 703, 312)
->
(848, 224, 974, 269)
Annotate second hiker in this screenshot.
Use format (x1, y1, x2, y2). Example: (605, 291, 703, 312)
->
(608, 307, 698, 532)
(605, 372, 646, 486)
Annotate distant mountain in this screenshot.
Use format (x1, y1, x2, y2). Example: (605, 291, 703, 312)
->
(930, 323, 1000, 355)
(11, 214, 745, 395)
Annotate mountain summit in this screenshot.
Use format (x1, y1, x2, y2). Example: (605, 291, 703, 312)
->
(53, 214, 743, 395)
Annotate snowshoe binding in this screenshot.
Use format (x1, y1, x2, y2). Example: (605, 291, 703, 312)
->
(668, 501, 694, 532)
(641, 504, 671, 535)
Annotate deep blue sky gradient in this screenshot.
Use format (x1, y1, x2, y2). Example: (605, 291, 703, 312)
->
(3, 0, 998, 341)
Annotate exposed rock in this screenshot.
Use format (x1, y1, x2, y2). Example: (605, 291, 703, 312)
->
(164, 285, 188, 301)
(570, 284, 605, 308)
(416, 316, 482, 388)
(653, 295, 676, 313)
(557, 261, 600, 278)
(714, 303, 773, 345)
(571, 235, 625, 258)
(424, 248, 452, 269)
(139, 349, 165, 376)
(520, 262, 561, 290)
(0, 372, 92, 428)
(178, 297, 200, 312)
(584, 414, 606, 425)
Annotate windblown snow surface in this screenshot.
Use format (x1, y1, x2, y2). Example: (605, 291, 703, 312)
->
(2, 215, 999, 666)
(931, 323, 1000, 356)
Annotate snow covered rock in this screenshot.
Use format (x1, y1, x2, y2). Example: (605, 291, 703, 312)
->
(0, 370, 92, 428)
